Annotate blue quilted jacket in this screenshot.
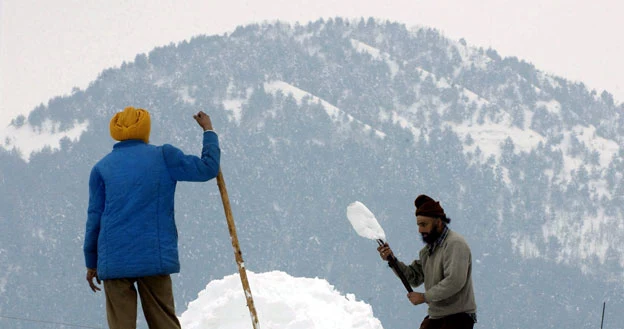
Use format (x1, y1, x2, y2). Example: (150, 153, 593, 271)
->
(84, 131, 220, 280)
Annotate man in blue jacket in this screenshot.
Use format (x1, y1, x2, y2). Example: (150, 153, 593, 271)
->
(84, 107, 220, 329)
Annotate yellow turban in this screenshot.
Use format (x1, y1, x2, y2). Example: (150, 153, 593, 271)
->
(109, 107, 151, 144)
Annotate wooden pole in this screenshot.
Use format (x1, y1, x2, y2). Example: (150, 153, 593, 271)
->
(216, 170, 260, 329)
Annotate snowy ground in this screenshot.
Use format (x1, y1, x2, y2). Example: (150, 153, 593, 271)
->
(180, 271, 384, 329)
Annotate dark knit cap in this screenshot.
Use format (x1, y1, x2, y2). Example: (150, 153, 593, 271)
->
(414, 194, 451, 223)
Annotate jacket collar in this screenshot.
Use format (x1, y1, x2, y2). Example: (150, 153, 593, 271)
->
(113, 139, 146, 149)
(427, 226, 449, 255)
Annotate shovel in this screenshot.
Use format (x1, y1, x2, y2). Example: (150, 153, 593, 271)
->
(346, 201, 413, 293)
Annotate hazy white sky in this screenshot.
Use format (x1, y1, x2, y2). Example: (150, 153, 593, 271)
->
(1, 0, 622, 128)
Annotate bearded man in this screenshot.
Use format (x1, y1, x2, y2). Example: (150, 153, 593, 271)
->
(377, 195, 477, 329)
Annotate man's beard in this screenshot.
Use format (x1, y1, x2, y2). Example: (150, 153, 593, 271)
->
(421, 226, 442, 245)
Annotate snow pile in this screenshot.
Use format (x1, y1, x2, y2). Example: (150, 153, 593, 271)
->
(180, 271, 384, 329)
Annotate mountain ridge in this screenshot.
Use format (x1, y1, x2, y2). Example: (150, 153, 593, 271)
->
(1, 17, 622, 328)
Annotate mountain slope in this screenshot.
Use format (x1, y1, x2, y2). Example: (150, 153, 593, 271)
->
(1, 18, 623, 328)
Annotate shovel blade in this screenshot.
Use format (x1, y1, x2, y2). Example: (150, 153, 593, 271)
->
(346, 201, 387, 241)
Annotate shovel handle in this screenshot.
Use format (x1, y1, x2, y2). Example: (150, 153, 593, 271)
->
(377, 239, 414, 293)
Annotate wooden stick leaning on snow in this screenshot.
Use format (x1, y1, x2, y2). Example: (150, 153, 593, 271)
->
(216, 169, 260, 329)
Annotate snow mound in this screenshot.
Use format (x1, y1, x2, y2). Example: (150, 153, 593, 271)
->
(180, 271, 384, 329)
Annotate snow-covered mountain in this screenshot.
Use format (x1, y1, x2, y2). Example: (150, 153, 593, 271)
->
(1, 18, 623, 328)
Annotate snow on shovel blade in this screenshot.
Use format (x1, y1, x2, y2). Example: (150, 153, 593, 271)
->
(346, 201, 386, 241)
(347, 201, 414, 293)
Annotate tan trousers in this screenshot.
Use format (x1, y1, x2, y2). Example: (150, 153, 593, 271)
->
(104, 275, 181, 329)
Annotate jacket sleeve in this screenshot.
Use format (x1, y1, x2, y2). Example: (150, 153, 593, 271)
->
(163, 131, 221, 182)
(395, 259, 425, 288)
(84, 166, 104, 269)
(424, 239, 472, 302)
